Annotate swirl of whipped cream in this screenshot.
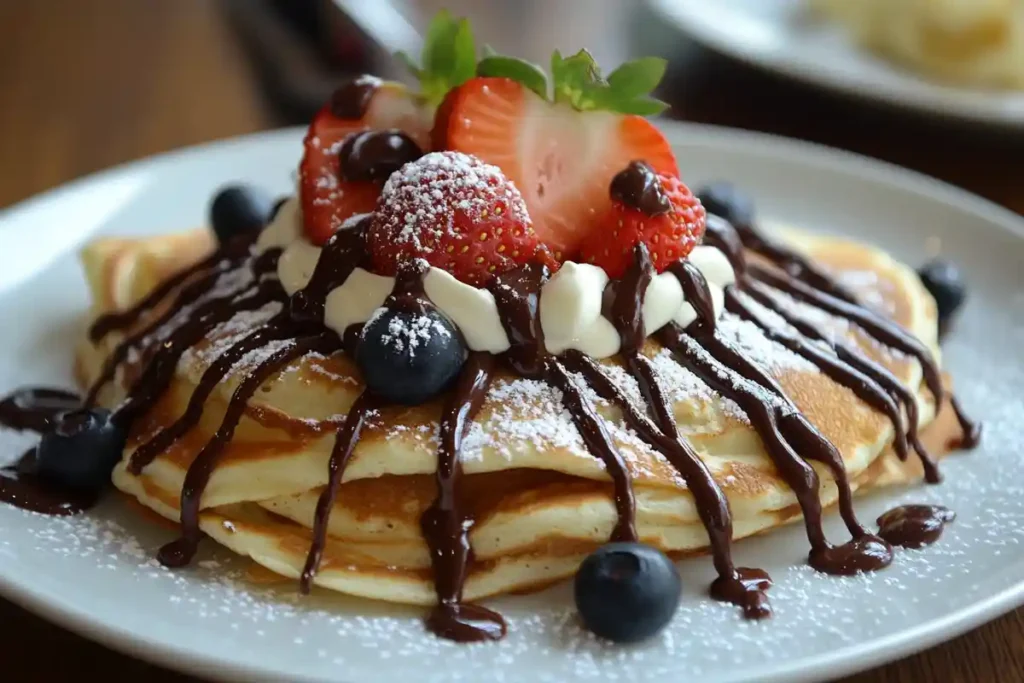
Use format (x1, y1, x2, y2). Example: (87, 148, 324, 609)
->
(262, 198, 736, 359)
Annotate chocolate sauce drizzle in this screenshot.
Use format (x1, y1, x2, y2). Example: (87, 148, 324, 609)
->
(421, 352, 506, 641)
(159, 332, 339, 568)
(877, 504, 955, 549)
(301, 390, 378, 592)
(0, 389, 94, 515)
(489, 264, 638, 543)
(582, 244, 771, 617)
(0, 194, 983, 641)
(609, 161, 671, 216)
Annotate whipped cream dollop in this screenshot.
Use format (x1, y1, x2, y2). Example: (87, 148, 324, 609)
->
(261, 197, 735, 359)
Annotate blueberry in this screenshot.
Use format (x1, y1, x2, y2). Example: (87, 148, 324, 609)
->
(356, 307, 466, 405)
(574, 542, 681, 643)
(917, 258, 967, 325)
(209, 185, 275, 246)
(696, 181, 755, 226)
(36, 408, 126, 493)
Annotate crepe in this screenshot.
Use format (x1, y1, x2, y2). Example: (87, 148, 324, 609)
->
(74, 223, 961, 605)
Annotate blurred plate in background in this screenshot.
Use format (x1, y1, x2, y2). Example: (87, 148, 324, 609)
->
(646, 0, 1024, 128)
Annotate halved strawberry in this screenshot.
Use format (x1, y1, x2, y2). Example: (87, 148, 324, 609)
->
(299, 78, 432, 244)
(435, 77, 679, 258)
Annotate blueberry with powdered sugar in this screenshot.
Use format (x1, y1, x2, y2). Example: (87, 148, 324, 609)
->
(356, 305, 467, 405)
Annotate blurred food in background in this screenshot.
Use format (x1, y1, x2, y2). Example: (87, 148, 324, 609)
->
(808, 0, 1024, 90)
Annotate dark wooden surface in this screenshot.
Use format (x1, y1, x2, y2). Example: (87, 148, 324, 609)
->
(0, 1, 1021, 681)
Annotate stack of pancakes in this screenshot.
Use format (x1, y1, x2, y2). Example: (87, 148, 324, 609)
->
(74, 224, 962, 605)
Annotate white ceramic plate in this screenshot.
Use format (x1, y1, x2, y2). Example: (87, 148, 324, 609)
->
(647, 0, 1024, 128)
(1, 124, 1023, 683)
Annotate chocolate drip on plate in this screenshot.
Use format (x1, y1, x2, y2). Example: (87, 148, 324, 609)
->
(0, 449, 96, 516)
(159, 332, 340, 568)
(421, 353, 507, 642)
(877, 504, 955, 549)
(0, 388, 80, 433)
(0, 388, 95, 515)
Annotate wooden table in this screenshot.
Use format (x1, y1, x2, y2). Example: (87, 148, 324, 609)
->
(0, 1, 1021, 681)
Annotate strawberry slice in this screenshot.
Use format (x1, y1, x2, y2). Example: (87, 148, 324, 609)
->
(436, 77, 679, 258)
(299, 78, 432, 244)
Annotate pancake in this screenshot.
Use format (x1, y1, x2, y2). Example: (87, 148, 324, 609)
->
(71, 221, 965, 606)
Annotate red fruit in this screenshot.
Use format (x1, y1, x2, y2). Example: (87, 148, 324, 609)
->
(435, 77, 679, 258)
(367, 151, 546, 286)
(580, 171, 706, 279)
(300, 79, 432, 245)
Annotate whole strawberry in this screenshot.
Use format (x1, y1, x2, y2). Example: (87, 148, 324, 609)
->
(367, 151, 549, 286)
(580, 162, 706, 279)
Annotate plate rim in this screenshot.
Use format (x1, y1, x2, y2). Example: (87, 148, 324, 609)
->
(646, 0, 1024, 128)
(0, 123, 1022, 683)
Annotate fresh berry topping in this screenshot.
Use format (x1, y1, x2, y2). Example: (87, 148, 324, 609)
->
(696, 181, 755, 227)
(367, 151, 545, 287)
(300, 78, 431, 245)
(36, 408, 126, 493)
(436, 77, 678, 257)
(580, 167, 705, 278)
(356, 304, 466, 405)
(917, 259, 967, 327)
(574, 542, 681, 643)
(338, 130, 423, 183)
(209, 185, 275, 246)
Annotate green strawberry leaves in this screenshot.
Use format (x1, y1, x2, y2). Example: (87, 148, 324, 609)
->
(477, 54, 548, 99)
(397, 10, 476, 106)
(551, 50, 669, 115)
(399, 11, 669, 116)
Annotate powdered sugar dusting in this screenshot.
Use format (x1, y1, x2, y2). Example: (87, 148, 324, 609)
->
(365, 307, 452, 357)
(462, 377, 588, 462)
(375, 151, 531, 253)
(716, 314, 818, 375)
